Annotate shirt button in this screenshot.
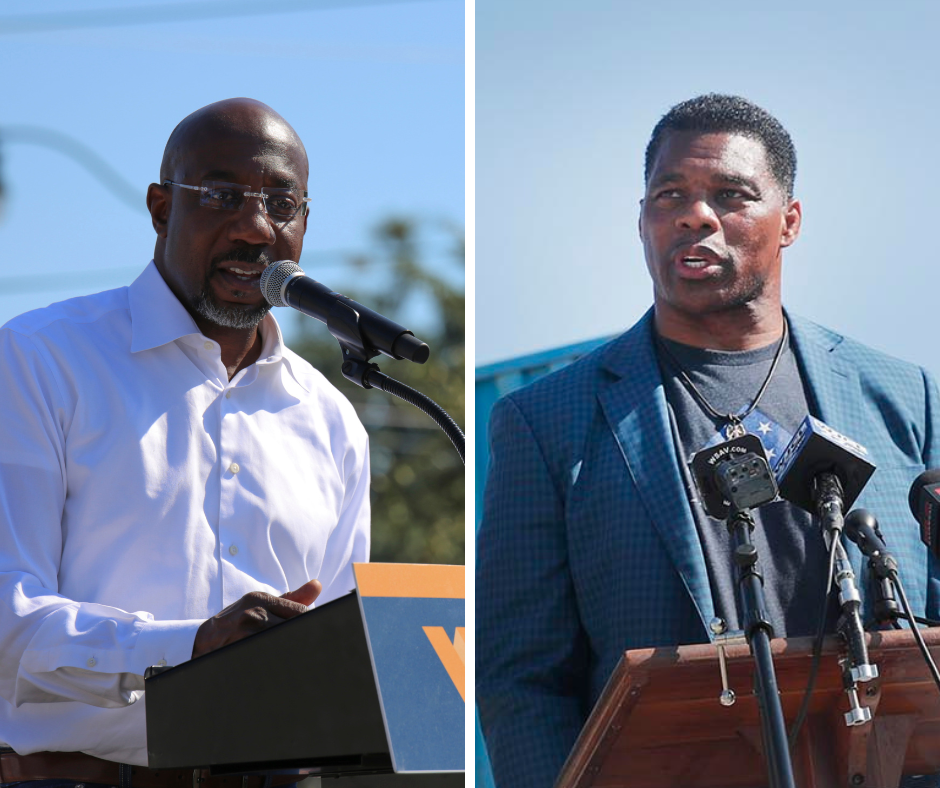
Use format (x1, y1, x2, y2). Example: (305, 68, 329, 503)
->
(225, 390, 232, 399)
(229, 462, 240, 474)
(87, 657, 97, 667)
(203, 341, 213, 350)
(229, 544, 239, 556)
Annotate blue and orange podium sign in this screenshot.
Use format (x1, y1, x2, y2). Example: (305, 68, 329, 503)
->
(354, 563, 465, 773)
(146, 563, 465, 780)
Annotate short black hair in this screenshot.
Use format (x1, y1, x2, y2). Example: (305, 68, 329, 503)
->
(644, 94, 797, 198)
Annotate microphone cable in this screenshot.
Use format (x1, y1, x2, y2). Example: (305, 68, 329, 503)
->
(891, 572, 940, 695)
(787, 531, 839, 749)
(844, 507, 940, 697)
(892, 613, 940, 628)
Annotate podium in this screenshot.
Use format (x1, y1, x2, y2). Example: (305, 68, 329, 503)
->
(145, 564, 465, 787)
(555, 627, 940, 788)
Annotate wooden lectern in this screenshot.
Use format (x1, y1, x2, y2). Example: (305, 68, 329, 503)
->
(555, 628, 940, 788)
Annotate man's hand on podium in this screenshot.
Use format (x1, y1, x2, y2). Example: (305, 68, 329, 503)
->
(191, 579, 322, 658)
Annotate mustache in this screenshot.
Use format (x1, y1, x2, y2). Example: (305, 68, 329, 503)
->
(209, 247, 274, 270)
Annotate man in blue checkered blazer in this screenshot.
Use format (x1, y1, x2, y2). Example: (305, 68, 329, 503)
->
(476, 95, 940, 788)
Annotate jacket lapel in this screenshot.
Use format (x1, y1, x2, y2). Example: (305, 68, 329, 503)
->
(596, 310, 713, 633)
(787, 312, 869, 574)
(787, 312, 862, 435)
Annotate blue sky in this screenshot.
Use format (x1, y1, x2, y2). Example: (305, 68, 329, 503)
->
(0, 0, 464, 343)
(475, 1, 940, 382)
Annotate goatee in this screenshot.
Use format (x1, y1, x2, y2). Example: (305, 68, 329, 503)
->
(193, 247, 273, 329)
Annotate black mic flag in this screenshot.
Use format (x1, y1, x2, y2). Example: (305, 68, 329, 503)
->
(774, 415, 875, 516)
(690, 433, 777, 519)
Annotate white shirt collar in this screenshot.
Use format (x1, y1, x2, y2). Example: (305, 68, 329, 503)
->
(128, 260, 202, 353)
(128, 260, 310, 392)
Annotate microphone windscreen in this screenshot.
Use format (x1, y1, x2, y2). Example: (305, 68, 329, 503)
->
(908, 468, 940, 519)
(908, 469, 940, 559)
(260, 260, 302, 307)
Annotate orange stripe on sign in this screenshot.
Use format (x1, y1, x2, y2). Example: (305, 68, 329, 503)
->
(423, 626, 466, 701)
(354, 563, 465, 598)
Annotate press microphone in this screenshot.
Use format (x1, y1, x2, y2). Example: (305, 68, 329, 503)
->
(259, 260, 430, 364)
(908, 469, 940, 559)
(844, 509, 889, 559)
(775, 418, 878, 685)
(689, 433, 778, 519)
(774, 416, 876, 531)
(897, 476, 940, 692)
(844, 509, 900, 624)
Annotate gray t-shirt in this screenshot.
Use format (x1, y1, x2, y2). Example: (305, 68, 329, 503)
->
(656, 330, 830, 638)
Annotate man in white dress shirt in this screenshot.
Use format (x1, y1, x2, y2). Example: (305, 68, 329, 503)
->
(0, 99, 370, 785)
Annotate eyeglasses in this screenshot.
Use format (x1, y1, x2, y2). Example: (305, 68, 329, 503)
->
(163, 180, 312, 220)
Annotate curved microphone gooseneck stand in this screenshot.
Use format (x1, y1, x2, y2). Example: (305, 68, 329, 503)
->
(261, 260, 465, 464)
(359, 366, 465, 464)
(329, 313, 465, 465)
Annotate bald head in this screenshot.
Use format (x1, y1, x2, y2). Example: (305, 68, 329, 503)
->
(147, 98, 310, 339)
(160, 98, 308, 184)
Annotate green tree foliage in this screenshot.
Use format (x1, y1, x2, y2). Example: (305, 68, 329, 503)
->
(289, 218, 465, 565)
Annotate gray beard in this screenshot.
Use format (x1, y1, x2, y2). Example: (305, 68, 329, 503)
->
(193, 290, 270, 330)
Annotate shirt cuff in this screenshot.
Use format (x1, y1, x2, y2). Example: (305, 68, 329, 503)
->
(134, 618, 204, 674)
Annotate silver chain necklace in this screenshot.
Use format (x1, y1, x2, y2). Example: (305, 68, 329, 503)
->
(655, 319, 789, 441)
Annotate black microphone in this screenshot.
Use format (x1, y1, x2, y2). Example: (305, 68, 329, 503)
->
(908, 469, 940, 560)
(844, 509, 889, 559)
(259, 260, 430, 364)
(844, 509, 900, 624)
(774, 416, 876, 530)
(899, 476, 940, 693)
(775, 418, 878, 684)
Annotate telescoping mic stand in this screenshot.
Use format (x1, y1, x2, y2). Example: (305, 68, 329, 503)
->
(690, 434, 797, 788)
(844, 508, 940, 696)
(819, 481, 880, 725)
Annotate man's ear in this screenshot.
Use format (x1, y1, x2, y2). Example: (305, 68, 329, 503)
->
(780, 198, 801, 248)
(146, 182, 170, 239)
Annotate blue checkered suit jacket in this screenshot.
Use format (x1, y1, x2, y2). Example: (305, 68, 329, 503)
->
(476, 309, 940, 788)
